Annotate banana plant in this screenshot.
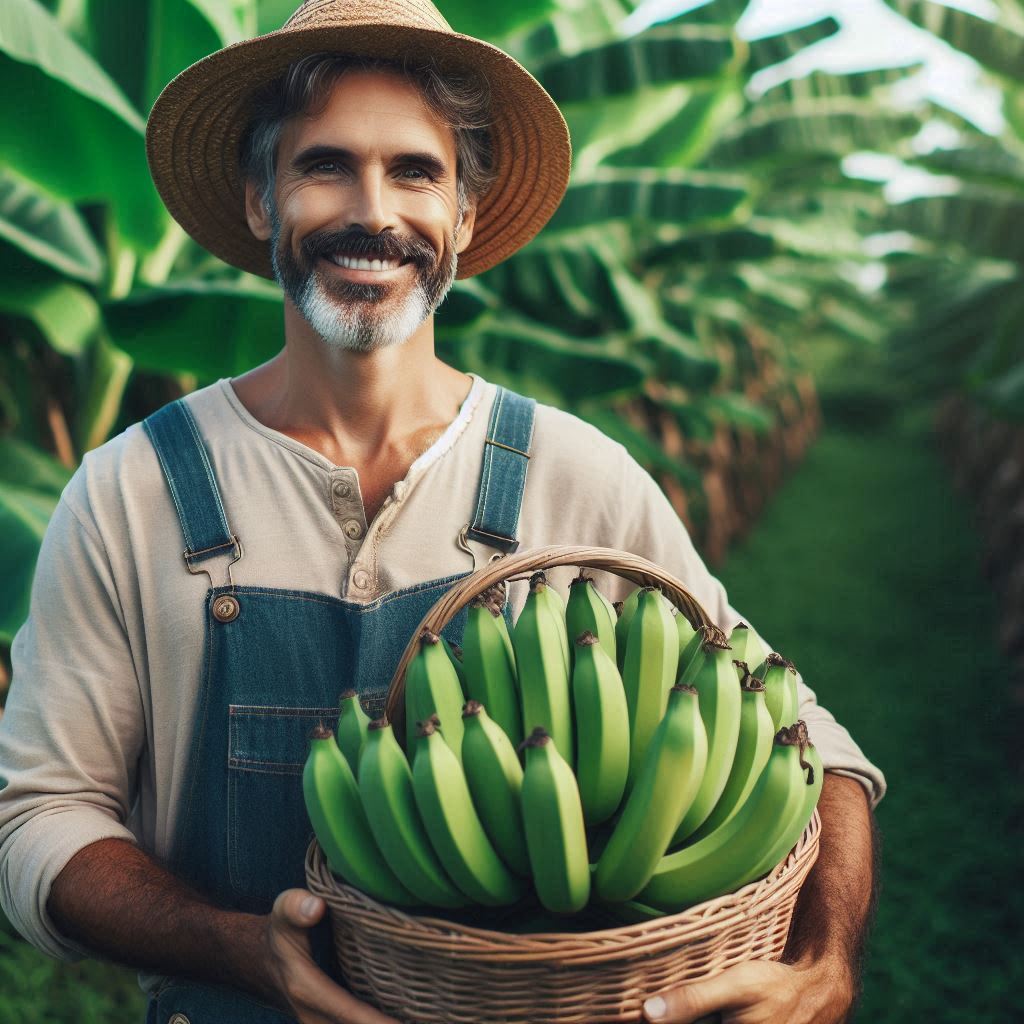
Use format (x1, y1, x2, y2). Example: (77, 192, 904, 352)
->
(876, 0, 1024, 420)
(0, 0, 924, 643)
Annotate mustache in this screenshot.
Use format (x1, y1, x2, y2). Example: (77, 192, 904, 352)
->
(303, 227, 437, 269)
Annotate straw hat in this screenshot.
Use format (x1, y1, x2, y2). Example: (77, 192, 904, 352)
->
(145, 0, 572, 280)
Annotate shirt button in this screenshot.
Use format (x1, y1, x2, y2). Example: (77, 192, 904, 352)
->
(169, 1015, 190, 1024)
(352, 569, 370, 590)
(343, 519, 363, 540)
(332, 479, 352, 499)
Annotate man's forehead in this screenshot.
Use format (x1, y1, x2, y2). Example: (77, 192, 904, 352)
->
(283, 69, 457, 157)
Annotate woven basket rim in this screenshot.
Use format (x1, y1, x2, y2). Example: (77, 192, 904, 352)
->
(305, 808, 820, 963)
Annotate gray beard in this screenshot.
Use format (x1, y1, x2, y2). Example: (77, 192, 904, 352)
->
(268, 202, 459, 354)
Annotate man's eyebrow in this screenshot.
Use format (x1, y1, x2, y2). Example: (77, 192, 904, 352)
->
(290, 144, 449, 177)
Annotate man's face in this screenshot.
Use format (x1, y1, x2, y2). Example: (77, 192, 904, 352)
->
(252, 70, 473, 353)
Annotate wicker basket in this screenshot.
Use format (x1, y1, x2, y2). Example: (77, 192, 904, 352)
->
(305, 546, 822, 1023)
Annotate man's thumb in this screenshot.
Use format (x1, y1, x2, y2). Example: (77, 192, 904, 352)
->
(272, 888, 325, 929)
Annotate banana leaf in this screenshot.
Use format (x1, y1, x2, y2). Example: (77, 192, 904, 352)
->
(883, 0, 1024, 83)
(103, 278, 284, 378)
(0, 169, 105, 283)
(745, 17, 840, 74)
(546, 170, 748, 234)
(0, 438, 72, 643)
(0, 0, 167, 250)
(537, 26, 736, 103)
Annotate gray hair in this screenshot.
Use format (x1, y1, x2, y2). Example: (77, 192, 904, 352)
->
(238, 53, 497, 217)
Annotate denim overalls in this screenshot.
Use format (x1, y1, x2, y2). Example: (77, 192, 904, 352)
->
(141, 385, 535, 1024)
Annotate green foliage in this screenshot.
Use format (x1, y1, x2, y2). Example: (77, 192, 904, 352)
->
(0, 0, 927, 651)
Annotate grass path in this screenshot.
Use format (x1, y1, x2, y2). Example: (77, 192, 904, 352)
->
(715, 399, 1024, 1020)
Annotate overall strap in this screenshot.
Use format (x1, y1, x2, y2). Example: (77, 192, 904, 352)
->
(466, 386, 536, 554)
(142, 399, 241, 572)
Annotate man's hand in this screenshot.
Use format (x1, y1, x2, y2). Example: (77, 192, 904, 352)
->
(262, 888, 400, 1024)
(641, 955, 855, 1023)
(641, 773, 879, 1024)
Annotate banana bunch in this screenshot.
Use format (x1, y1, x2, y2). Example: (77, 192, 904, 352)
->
(302, 574, 823, 924)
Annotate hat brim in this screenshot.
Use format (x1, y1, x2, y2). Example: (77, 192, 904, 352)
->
(145, 24, 572, 280)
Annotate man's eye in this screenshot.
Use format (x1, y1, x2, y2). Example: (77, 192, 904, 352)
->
(401, 167, 432, 180)
(311, 161, 343, 173)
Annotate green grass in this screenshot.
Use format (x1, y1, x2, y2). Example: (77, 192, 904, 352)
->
(717, 374, 1024, 1019)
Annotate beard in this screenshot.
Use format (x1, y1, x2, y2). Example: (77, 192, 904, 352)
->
(268, 200, 460, 354)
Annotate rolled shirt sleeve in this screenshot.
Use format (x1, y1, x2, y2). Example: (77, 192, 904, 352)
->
(609, 447, 887, 810)
(0, 482, 143, 960)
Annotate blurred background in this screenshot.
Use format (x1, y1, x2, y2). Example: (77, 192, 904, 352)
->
(1, 0, 1022, 1019)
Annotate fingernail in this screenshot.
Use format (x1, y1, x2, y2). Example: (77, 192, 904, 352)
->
(644, 996, 667, 1020)
(301, 895, 320, 918)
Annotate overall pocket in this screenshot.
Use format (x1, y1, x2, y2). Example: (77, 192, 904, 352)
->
(227, 704, 339, 906)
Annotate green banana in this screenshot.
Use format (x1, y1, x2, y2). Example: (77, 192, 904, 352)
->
(621, 587, 679, 790)
(728, 622, 771, 673)
(410, 715, 526, 906)
(460, 597, 522, 748)
(739, 721, 823, 885)
(614, 587, 642, 672)
(532, 571, 570, 678)
(461, 701, 531, 876)
(686, 663, 774, 843)
(676, 608, 698, 660)
(566, 571, 617, 665)
(336, 689, 370, 775)
(302, 725, 419, 906)
(404, 629, 465, 762)
(570, 632, 630, 826)
(670, 630, 742, 844)
(755, 653, 801, 732)
(591, 579, 620, 646)
(442, 637, 469, 700)
(520, 727, 591, 914)
(357, 717, 467, 908)
(638, 724, 815, 911)
(513, 575, 574, 768)
(677, 624, 712, 685)
(594, 684, 708, 902)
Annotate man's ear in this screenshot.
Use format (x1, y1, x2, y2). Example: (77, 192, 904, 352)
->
(455, 199, 477, 255)
(244, 179, 273, 242)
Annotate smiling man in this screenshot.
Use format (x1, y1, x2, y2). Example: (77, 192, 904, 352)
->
(0, 2, 884, 1024)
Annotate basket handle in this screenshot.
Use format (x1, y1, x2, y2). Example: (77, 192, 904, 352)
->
(384, 544, 718, 725)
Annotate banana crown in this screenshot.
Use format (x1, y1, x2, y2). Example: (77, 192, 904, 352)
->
(774, 721, 817, 785)
(416, 713, 442, 739)
(733, 661, 767, 692)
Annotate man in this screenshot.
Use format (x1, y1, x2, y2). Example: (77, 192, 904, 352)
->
(0, 2, 885, 1022)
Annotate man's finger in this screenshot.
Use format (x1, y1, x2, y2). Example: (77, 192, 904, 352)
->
(643, 962, 768, 1022)
(272, 888, 326, 929)
(268, 889, 400, 1024)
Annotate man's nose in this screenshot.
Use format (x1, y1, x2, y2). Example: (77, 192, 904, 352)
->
(346, 169, 394, 236)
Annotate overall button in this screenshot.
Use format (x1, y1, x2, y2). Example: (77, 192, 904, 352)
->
(343, 519, 364, 540)
(332, 479, 352, 499)
(168, 1015, 190, 1024)
(352, 569, 370, 590)
(212, 595, 240, 623)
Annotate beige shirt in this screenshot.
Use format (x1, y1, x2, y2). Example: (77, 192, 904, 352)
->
(0, 372, 885, 985)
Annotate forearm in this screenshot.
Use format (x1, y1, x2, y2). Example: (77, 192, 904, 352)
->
(47, 837, 278, 1006)
(783, 772, 881, 1020)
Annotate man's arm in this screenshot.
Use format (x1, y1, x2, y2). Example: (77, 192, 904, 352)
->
(47, 837, 398, 1024)
(642, 772, 880, 1024)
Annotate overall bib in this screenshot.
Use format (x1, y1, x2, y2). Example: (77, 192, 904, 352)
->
(141, 385, 536, 1024)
